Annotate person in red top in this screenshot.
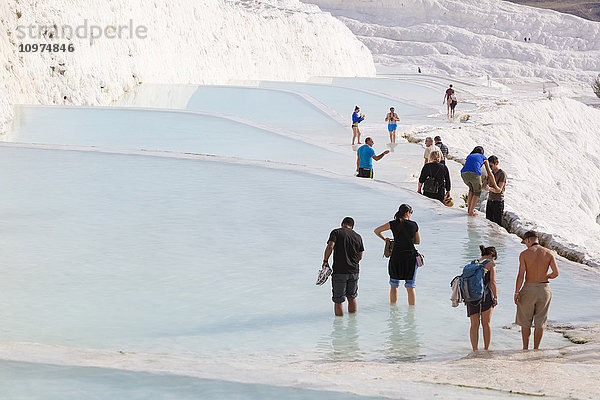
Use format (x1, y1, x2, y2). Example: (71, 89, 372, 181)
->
(443, 84, 454, 117)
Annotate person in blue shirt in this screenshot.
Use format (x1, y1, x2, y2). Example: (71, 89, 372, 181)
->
(356, 137, 389, 178)
(460, 146, 499, 216)
(352, 106, 365, 145)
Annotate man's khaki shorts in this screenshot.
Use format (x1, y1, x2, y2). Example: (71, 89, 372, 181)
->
(515, 282, 552, 328)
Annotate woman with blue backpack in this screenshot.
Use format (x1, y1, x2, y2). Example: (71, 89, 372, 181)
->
(467, 245, 498, 351)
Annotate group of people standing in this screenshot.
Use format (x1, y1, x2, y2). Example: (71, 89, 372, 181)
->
(351, 105, 401, 146)
(354, 105, 508, 226)
(322, 205, 421, 316)
(333, 87, 553, 352)
(322, 212, 559, 351)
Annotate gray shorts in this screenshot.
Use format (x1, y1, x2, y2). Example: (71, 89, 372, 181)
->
(332, 273, 359, 303)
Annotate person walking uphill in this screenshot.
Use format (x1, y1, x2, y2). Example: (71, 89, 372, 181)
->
(443, 84, 454, 117)
(374, 204, 421, 306)
(434, 136, 449, 164)
(449, 92, 458, 119)
(352, 106, 365, 145)
(418, 149, 451, 203)
(322, 217, 364, 317)
(467, 245, 498, 351)
(356, 137, 389, 178)
(514, 230, 559, 349)
(460, 146, 499, 216)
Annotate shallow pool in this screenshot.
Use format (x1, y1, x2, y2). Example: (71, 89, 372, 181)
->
(8, 105, 351, 169)
(3, 79, 599, 398)
(0, 145, 596, 363)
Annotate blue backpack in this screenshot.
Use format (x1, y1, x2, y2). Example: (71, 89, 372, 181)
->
(459, 260, 490, 303)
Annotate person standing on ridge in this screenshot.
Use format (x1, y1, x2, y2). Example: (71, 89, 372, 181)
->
(352, 106, 365, 145)
(356, 137, 389, 179)
(374, 204, 421, 306)
(483, 155, 507, 226)
(322, 217, 364, 317)
(434, 135, 449, 164)
(514, 231, 559, 350)
(460, 146, 499, 216)
(443, 84, 454, 116)
(423, 137, 436, 164)
(385, 107, 400, 144)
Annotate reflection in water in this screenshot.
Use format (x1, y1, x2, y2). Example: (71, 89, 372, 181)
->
(317, 316, 364, 362)
(384, 306, 423, 362)
(465, 219, 484, 260)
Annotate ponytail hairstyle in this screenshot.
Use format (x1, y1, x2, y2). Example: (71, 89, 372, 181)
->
(471, 146, 484, 155)
(394, 204, 413, 220)
(479, 245, 497, 259)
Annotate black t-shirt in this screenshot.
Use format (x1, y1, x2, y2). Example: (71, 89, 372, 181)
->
(389, 219, 418, 252)
(388, 219, 419, 280)
(327, 227, 364, 274)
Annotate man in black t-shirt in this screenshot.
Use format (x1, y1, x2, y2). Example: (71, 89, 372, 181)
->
(322, 217, 364, 316)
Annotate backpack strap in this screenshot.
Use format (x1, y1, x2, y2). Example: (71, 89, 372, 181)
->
(429, 163, 443, 181)
(479, 259, 493, 302)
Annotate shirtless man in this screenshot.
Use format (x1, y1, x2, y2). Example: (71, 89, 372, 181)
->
(514, 231, 559, 349)
(443, 84, 454, 116)
(385, 107, 400, 143)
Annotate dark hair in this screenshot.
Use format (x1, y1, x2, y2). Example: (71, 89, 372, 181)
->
(434, 135, 441, 141)
(354, 106, 360, 111)
(341, 217, 354, 228)
(449, 84, 453, 87)
(470, 146, 484, 155)
(394, 204, 413, 220)
(488, 155, 498, 164)
(479, 245, 497, 259)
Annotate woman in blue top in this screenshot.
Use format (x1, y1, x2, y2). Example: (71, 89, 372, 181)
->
(352, 106, 365, 145)
(460, 146, 499, 216)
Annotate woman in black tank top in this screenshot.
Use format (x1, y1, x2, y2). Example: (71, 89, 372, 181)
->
(374, 204, 421, 305)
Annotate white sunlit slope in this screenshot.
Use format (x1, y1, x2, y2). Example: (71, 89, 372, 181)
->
(305, 0, 600, 88)
(412, 97, 600, 267)
(0, 0, 375, 133)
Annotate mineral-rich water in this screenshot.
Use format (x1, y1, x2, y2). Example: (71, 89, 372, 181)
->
(2, 79, 597, 399)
